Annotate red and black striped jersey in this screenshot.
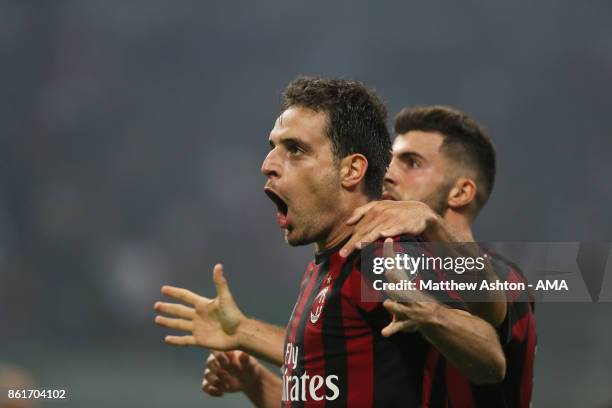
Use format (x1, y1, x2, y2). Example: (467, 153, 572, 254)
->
(281, 238, 460, 407)
(426, 253, 537, 408)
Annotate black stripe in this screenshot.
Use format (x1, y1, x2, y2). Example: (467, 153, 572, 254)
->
(356, 255, 425, 407)
(470, 382, 506, 408)
(284, 265, 314, 347)
(502, 317, 530, 408)
(321, 255, 355, 407)
(290, 261, 328, 408)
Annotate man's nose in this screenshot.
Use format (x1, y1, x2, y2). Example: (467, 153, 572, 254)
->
(261, 151, 280, 178)
(384, 159, 398, 186)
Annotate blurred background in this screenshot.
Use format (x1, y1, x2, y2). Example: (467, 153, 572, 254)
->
(1, 1, 611, 407)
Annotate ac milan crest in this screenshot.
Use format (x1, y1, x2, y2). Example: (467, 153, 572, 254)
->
(310, 284, 330, 324)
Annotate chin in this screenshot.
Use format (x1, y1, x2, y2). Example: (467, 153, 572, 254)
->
(285, 229, 314, 247)
(286, 237, 308, 247)
(284, 230, 301, 246)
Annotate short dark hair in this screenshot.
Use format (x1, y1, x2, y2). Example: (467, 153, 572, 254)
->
(394, 105, 496, 213)
(281, 76, 391, 199)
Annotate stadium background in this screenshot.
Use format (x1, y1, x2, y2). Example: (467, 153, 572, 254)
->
(1, 1, 611, 407)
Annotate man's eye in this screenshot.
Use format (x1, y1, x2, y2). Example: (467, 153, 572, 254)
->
(406, 158, 419, 168)
(289, 145, 303, 155)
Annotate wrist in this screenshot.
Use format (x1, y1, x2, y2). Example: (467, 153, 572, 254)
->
(418, 301, 443, 335)
(242, 364, 264, 394)
(243, 363, 273, 406)
(236, 316, 254, 350)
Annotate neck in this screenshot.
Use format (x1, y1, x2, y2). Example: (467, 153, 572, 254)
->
(315, 192, 371, 253)
(441, 210, 475, 242)
(314, 223, 353, 253)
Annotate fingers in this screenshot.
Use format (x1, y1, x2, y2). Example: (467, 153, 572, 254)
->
(216, 350, 255, 375)
(340, 221, 398, 258)
(214, 350, 232, 368)
(382, 238, 412, 285)
(237, 352, 259, 378)
(207, 353, 223, 373)
(213, 264, 233, 300)
(232, 351, 256, 373)
(339, 223, 380, 257)
(346, 201, 377, 225)
(354, 231, 380, 249)
(164, 335, 196, 346)
(341, 203, 384, 257)
(204, 368, 225, 387)
(381, 301, 419, 336)
(382, 299, 404, 315)
(379, 225, 405, 238)
(381, 321, 399, 337)
(382, 237, 395, 259)
(339, 235, 362, 258)
(238, 351, 251, 366)
(154, 315, 194, 332)
(207, 352, 235, 383)
(381, 321, 414, 337)
(202, 368, 226, 397)
(362, 221, 401, 245)
(204, 368, 219, 383)
(202, 382, 224, 397)
(154, 302, 196, 319)
(339, 232, 377, 258)
(161, 286, 201, 305)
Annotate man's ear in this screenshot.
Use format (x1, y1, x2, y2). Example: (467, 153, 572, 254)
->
(447, 177, 477, 209)
(340, 154, 369, 190)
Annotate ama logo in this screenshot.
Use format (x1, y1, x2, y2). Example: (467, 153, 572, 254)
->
(310, 276, 331, 324)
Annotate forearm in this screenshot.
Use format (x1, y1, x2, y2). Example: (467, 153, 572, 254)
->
(243, 366, 283, 408)
(420, 305, 506, 384)
(239, 318, 286, 366)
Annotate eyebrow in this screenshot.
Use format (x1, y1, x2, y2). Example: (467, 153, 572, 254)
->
(396, 151, 427, 162)
(269, 136, 310, 151)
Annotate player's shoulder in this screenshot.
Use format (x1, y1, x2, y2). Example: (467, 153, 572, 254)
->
(484, 248, 527, 280)
(343, 234, 421, 278)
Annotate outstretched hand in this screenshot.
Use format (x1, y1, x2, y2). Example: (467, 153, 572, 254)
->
(154, 264, 245, 350)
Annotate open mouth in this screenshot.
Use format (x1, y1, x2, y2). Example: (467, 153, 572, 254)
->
(264, 188, 289, 228)
(265, 188, 288, 215)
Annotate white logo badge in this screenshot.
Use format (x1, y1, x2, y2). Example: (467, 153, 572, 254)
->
(310, 285, 329, 324)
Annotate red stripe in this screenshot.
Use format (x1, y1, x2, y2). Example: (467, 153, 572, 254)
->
(421, 349, 439, 407)
(445, 364, 474, 408)
(511, 308, 530, 343)
(284, 263, 319, 407)
(302, 259, 339, 407)
(357, 264, 383, 311)
(341, 260, 374, 407)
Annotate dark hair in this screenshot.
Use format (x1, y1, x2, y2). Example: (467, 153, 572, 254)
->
(281, 76, 391, 199)
(394, 105, 496, 213)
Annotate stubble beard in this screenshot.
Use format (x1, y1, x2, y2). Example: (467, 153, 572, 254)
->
(419, 178, 455, 217)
